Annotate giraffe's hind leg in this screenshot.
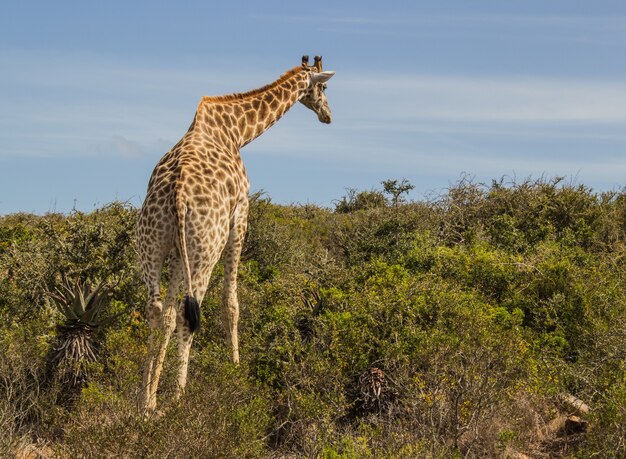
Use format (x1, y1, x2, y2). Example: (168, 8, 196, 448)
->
(139, 250, 183, 415)
(173, 260, 215, 401)
(138, 260, 163, 414)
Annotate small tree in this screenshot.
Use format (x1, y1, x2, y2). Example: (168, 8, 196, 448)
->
(334, 188, 387, 213)
(382, 179, 415, 207)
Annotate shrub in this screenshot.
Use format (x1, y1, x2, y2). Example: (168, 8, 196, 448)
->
(0, 178, 624, 457)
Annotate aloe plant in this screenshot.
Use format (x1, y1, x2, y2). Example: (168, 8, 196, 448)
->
(46, 280, 116, 395)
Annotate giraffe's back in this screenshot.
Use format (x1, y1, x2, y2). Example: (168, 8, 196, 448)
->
(137, 138, 249, 280)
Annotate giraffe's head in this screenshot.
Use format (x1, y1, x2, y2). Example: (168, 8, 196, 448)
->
(299, 55, 335, 124)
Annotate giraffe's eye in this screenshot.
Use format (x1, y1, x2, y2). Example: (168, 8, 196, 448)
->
(321, 84, 327, 92)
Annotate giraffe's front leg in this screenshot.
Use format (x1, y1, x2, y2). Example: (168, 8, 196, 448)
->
(222, 204, 247, 364)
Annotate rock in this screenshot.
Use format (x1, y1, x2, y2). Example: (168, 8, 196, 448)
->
(557, 393, 590, 415)
(563, 415, 588, 435)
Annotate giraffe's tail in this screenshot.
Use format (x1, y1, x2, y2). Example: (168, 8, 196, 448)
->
(176, 185, 201, 333)
(184, 295, 201, 333)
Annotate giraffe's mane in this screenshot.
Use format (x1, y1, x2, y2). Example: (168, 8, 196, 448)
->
(200, 66, 306, 104)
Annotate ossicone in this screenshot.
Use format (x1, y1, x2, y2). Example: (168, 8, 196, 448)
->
(314, 55, 323, 71)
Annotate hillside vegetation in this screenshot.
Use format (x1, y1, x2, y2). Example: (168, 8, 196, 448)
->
(1, 177, 625, 458)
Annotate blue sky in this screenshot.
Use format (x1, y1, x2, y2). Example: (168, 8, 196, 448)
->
(1, 1, 625, 214)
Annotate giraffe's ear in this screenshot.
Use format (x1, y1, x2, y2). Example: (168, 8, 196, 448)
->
(311, 71, 335, 84)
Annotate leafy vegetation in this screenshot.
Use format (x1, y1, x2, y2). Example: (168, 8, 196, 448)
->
(45, 280, 116, 405)
(1, 177, 625, 457)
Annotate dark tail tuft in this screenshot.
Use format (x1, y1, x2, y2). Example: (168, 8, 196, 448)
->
(184, 295, 201, 333)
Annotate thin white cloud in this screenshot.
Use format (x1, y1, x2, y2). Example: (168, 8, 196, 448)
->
(255, 11, 626, 45)
(107, 135, 145, 158)
(255, 11, 626, 28)
(0, 48, 259, 159)
(334, 74, 626, 124)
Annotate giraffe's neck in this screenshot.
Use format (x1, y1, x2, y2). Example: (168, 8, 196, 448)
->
(193, 67, 310, 148)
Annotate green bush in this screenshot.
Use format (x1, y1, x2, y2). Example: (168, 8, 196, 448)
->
(0, 178, 625, 457)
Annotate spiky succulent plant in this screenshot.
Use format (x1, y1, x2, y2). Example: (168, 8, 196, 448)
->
(47, 280, 114, 394)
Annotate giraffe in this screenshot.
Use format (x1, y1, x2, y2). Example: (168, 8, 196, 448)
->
(136, 56, 335, 414)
